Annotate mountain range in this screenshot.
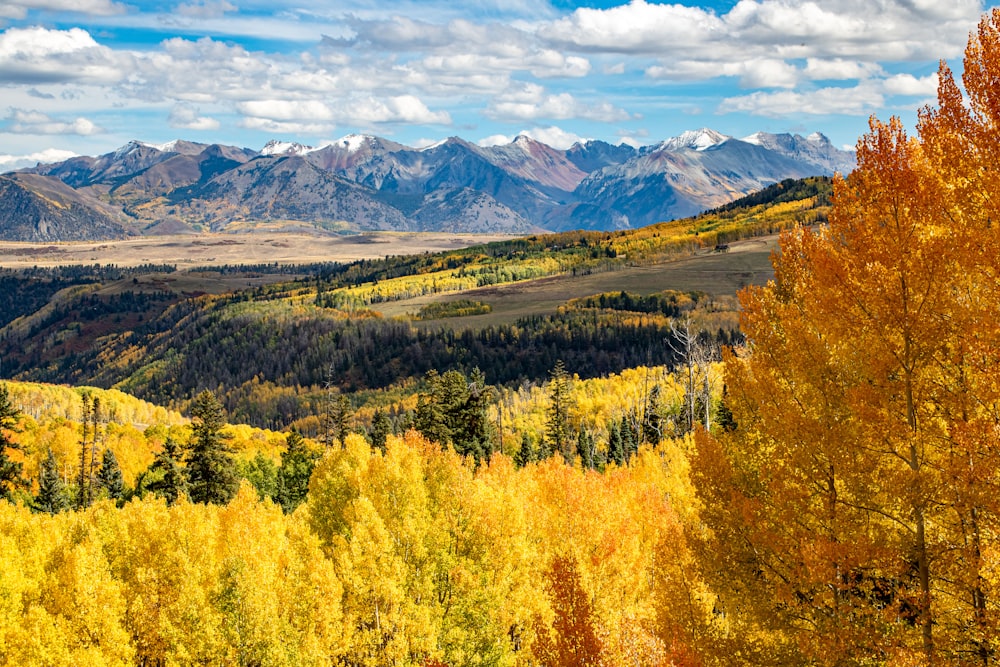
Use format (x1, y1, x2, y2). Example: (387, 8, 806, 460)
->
(0, 129, 855, 241)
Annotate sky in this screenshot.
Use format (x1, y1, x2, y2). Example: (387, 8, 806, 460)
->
(0, 0, 996, 170)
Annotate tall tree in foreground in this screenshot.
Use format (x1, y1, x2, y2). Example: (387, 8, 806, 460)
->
(0, 383, 26, 503)
(694, 9, 1000, 665)
(545, 360, 572, 458)
(187, 389, 238, 505)
(35, 448, 68, 514)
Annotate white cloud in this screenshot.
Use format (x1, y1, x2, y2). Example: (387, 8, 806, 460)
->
(882, 72, 939, 96)
(804, 58, 883, 81)
(0, 147, 79, 171)
(0, 27, 129, 85)
(487, 84, 631, 122)
(719, 83, 885, 117)
(5, 108, 102, 134)
(520, 126, 589, 149)
(546, 0, 726, 53)
(168, 104, 220, 131)
(477, 126, 589, 150)
(0, 0, 124, 19)
(175, 0, 237, 19)
(237, 95, 450, 131)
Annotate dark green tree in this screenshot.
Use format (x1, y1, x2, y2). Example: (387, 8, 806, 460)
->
(330, 393, 352, 448)
(35, 448, 68, 514)
(0, 383, 26, 503)
(515, 432, 535, 468)
(606, 419, 625, 467)
(276, 429, 319, 514)
(455, 367, 497, 463)
(145, 437, 188, 505)
(545, 360, 572, 458)
(186, 389, 238, 505)
(642, 384, 664, 445)
(96, 447, 125, 502)
(369, 409, 392, 452)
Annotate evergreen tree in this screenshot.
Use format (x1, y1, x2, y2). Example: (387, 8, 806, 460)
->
(0, 383, 26, 503)
(331, 393, 352, 448)
(276, 429, 318, 514)
(96, 447, 125, 502)
(622, 413, 637, 463)
(575, 427, 594, 470)
(146, 437, 187, 505)
(642, 384, 664, 445)
(545, 360, 572, 458)
(186, 389, 238, 505)
(35, 448, 67, 514)
(515, 432, 535, 468)
(369, 409, 392, 452)
(456, 367, 497, 463)
(606, 419, 625, 467)
(414, 369, 457, 447)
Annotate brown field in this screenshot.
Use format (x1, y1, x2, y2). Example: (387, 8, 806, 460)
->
(372, 235, 778, 328)
(0, 231, 516, 269)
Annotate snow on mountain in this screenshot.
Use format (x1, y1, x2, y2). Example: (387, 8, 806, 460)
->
(659, 128, 731, 152)
(336, 134, 375, 153)
(261, 140, 314, 156)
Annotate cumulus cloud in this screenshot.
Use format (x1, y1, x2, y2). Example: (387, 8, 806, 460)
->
(168, 104, 220, 131)
(5, 108, 102, 135)
(0, 27, 129, 85)
(718, 84, 885, 117)
(237, 95, 450, 130)
(477, 126, 589, 150)
(486, 83, 632, 122)
(0, 147, 79, 171)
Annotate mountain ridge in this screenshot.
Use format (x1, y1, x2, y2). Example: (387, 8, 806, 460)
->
(5, 128, 854, 240)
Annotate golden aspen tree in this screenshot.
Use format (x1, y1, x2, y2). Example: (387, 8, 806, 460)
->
(694, 9, 1000, 665)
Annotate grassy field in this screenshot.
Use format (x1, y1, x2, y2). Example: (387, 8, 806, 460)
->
(0, 231, 517, 269)
(372, 234, 778, 328)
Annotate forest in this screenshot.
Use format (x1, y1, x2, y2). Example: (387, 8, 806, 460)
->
(3, 9, 1000, 666)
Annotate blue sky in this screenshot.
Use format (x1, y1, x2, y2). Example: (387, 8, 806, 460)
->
(0, 0, 995, 169)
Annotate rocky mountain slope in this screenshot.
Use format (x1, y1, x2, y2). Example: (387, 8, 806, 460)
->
(3, 129, 854, 240)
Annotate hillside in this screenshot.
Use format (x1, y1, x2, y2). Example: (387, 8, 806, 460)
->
(3, 130, 852, 239)
(0, 177, 830, 428)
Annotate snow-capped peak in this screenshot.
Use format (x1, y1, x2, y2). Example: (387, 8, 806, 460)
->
(661, 128, 730, 151)
(113, 140, 146, 159)
(145, 139, 181, 152)
(337, 134, 375, 153)
(261, 140, 313, 156)
(806, 131, 829, 144)
(741, 131, 766, 146)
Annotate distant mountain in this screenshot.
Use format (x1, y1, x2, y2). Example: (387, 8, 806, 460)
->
(0, 173, 131, 241)
(2, 129, 855, 240)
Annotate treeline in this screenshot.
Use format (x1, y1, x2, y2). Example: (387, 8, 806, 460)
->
(702, 175, 832, 216)
(0, 263, 174, 328)
(4, 289, 738, 428)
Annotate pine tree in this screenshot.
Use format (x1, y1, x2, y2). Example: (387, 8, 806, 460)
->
(146, 437, 187, 505)
(276, 429, 318, 514)
(0, 383, 26, 503)
(545, 360, 572, 458)
(515, 432, 535, 468)
(606, 419, 625, 467)
(96, 448, 125, 502)
(186, 389, 238, 505)
(370, 409, 392, 452)
(35, 448, 67, 514)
